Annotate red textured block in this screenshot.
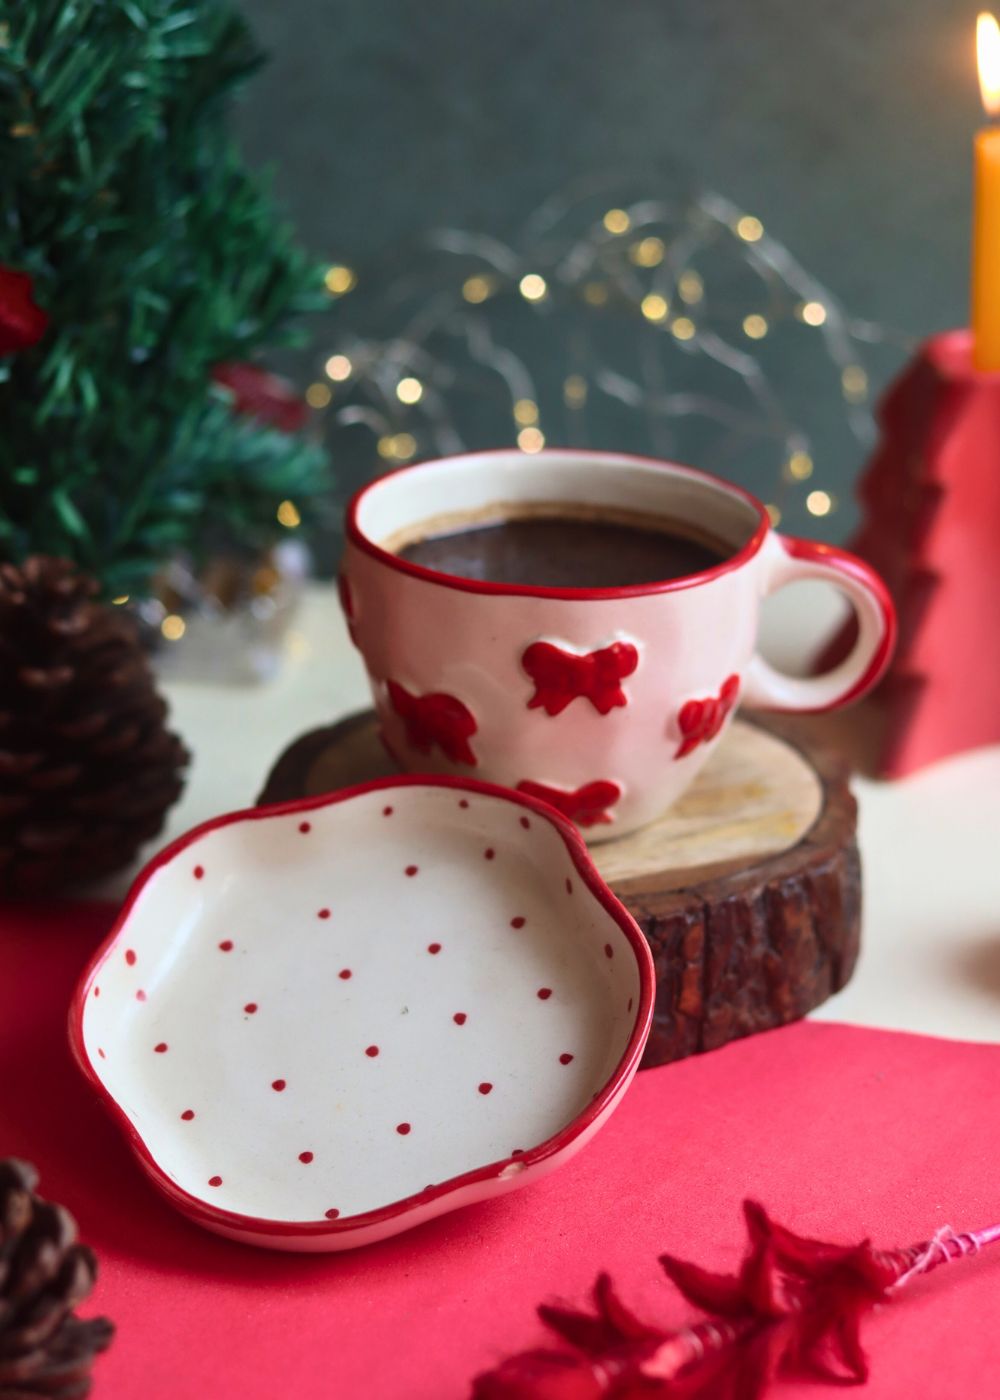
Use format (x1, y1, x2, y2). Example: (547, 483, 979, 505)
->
(823, 329, 1000, 775)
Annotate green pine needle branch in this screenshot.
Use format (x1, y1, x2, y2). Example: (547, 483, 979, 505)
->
(0, 0, 330, 597)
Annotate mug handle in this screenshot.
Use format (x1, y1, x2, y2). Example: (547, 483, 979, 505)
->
(741, 535, 897, 713)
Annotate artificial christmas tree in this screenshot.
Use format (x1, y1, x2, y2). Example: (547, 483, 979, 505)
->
(0, 0, 328, 602)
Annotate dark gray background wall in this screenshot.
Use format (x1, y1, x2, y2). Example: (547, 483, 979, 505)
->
(232, 0, 983, 539)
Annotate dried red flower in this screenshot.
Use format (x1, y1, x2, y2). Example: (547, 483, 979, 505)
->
(472, 1199, 1000, 1399)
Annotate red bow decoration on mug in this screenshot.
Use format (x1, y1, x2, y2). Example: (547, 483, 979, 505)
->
(387, 680, 478, 766)
(516, 779, 622, 827)
(675, 674, 740, 759)
(522, 641, 639, 717)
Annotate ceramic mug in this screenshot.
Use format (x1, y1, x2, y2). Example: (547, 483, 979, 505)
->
(341, 450, 895, 841)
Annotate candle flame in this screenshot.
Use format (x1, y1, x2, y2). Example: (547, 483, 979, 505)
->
(978, 13, 1000, 116)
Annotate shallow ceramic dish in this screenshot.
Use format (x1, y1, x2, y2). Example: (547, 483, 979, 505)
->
(70, 777, 654, 1251)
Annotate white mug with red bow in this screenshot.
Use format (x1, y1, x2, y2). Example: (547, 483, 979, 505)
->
(340, 450, 895, 841)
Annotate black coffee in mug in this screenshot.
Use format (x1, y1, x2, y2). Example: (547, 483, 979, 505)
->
(394, 509, 731, 589)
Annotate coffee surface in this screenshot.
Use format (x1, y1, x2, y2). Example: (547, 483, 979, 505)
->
(395, 516, 729, 589)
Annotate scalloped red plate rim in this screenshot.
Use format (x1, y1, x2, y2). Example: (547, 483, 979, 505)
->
(68, 774, 655, 1241)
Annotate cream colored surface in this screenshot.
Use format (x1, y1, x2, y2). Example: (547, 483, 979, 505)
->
(111, 583, 1000, 1046)
(592, 722, 822, 887)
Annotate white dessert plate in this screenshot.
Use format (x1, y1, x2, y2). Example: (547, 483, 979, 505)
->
(70, 777, 654, 1251)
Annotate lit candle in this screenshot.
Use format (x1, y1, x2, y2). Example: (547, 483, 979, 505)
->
(972, 13, 1000, 370)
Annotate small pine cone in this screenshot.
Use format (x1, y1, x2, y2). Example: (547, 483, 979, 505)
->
(0, 1160, 112, 1399)
(0, 557, 189, 894)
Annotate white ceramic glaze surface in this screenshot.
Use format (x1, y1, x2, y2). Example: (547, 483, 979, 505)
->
(342, 450, 895, 841)
(71, 779, 653, 1251)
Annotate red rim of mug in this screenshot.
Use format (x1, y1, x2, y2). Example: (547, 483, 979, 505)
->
(344, 448, 771, 601)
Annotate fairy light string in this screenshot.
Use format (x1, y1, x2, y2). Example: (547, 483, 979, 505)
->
(303, 182, 913, 531)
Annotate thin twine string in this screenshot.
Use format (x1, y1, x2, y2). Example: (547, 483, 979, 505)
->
(889, 1222, 1000, 1292)
(319, 179, 919, 526)
(890, 1226, 975, 1291)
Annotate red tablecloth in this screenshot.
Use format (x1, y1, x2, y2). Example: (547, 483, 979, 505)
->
(3, 901, 999, 1399)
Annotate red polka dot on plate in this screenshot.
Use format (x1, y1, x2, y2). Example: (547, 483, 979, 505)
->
(559, 1052, 574, 1065)
(125, 950, 136, 966)
(218, 939, 234, 952)
(181, 1109, 195, 1121)
(427, 942, 441, 955)
(208, 1175, 222, 1187)
(383, 805, 393, 817)
(510, 916, 525, 929)
(299, 821, 311, 834)
(244, 1002, 258, 1014)
(405, 864, 418, 877)
(478, 1082, 493, 1095)
(154, 1042, 168, 1053)
(339, 968, 352, 980)
(135, 989, 146, 1002)
(325, 1208, 340, 1220)
(396, 1122, 411, 1135)
(484, 847, 495, 860)
(453, 1012, 467, 1025)
(93, 986, 100, 998)
(604, 943, 614, 959)
(519, 816, 531, 829)
(193, 865, 204, 880)
(272, 1079, 286, 1092)
(510, 1148, 524, 1157)
(565, 878, 573, 894)
(458, 799, 469, 809)
(628, 997, 634, 1012)
(299, 1151, 314, 1164)
(537, 987, 552, 1000)
(317, 908, 331, 920)
(97, 1048, 106, 1060)
(365, 1045, 379, 1057)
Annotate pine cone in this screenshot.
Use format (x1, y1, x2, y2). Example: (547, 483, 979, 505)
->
(0, 1160, 112, 1398)
(0, 557, 189, 894)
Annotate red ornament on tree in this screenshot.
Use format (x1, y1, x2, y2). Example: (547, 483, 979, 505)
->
(0, 266, 48, 353)
(212, 362, 309, 433)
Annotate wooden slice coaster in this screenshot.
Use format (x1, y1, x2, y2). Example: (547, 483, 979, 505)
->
(258, 713, 859, 1068)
